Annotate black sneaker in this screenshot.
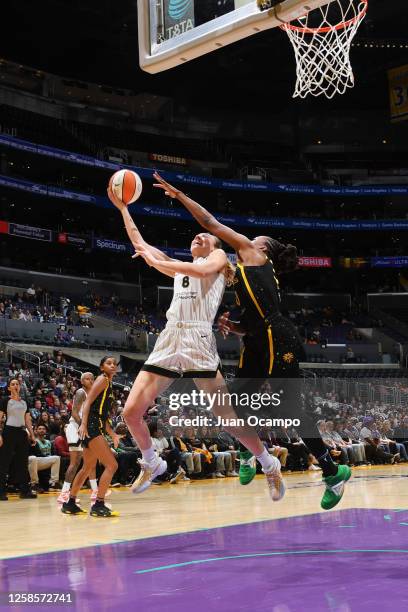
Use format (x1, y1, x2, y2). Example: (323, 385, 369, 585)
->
(20, 490, 37, 499)
(90, 503, 119, 517)
(48, 482, 62, 490)
(0, 492, 8, 501)
(61, 500, 86, 515)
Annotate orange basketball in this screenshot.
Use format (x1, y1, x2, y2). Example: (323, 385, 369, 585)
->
(110, 170, 143, 205)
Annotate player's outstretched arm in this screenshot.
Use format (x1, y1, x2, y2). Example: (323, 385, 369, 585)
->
(134, 245, 227, 279)
(153, 172, 261, 262)
(107, 185, 174, 262)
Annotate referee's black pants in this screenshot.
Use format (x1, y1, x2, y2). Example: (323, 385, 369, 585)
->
(0, 426, 31, 493)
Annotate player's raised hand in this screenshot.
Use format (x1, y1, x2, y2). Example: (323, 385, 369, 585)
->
(153, 172, 180, 199)
(107, 182, 126, 210)
(132, 243, 159, 267)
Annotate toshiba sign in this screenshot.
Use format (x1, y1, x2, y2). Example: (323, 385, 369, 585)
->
(149, 153, 188, 166)
(298, 257, 332, 268)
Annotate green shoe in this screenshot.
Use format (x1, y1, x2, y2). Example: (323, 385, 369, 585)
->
(321, 464, 351, 510)
(239, 451, 257, 485)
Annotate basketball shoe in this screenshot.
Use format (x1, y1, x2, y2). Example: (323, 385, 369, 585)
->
(131, 457, 167, 494)
(321, 464, 351, 510)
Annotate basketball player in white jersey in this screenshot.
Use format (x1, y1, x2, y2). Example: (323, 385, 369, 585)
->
(107, 186, 285, 501)
(57, 372, 101, 504)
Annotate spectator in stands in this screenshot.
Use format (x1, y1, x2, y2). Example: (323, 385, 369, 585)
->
(8, 362, 19, 377)
(345, 346, 355, 363)
(60, 297, 70, 318)
(184, 427, 216, 478)
(212, 427, 239, 471)
(28, 425, 61, 491)
(53, 424, 71, 478)
(360, 418, 399, 464)
(170, 427, 200, 478)
(394, 416, 408, 452)
(149, 423, 184, 483)
(54, 424, 70, 459)
(30, 399, 43, 422)
(16, 374, 30, 403)
(274, 427, 306, 471)
(49, 413, 63, 440)
(198, 426, 236, 477)
(379, 421, 408, 461)
(259, 427, 289, 470)
(38, 411, 50, 431)
(110, 423, 140, 486)
(318, 421, 345, 464)
(327, 421, 353, 464)
(27, 284, 36, 302)
(340, 420, 366, 464)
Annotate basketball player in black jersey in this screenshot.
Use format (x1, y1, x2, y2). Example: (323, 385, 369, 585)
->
(61, 357, 122, 517)
(153, 172, 351, 510)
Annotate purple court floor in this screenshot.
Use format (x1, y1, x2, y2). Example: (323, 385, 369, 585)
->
(1, 508, 408, 611)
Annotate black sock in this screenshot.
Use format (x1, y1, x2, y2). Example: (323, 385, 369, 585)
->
(318, 451, 339, 478)
(69, 496, 77, 504)
(94, 498, 104, 506)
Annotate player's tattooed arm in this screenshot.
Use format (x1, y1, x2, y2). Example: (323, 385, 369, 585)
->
(153, 173, 262, 263)
(71, 388, 86, 425)
(107, 185, 174, 262)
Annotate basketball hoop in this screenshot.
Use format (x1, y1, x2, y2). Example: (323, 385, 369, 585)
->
(279, 0, 368, 99)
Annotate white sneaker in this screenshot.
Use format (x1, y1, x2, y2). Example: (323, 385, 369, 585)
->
(182, 475, 190, 481)
(57, 491, 70, 505)
(215, 472, 225, 478)
(226, 471, 239, 477)
(308, 464, 321, 471)
(57, 491, 80, 505)
(264, 456, 286, 502)
(131, 457, 167, 495)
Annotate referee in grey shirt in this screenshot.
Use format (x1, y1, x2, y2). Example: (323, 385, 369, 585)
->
(0, 378, 37, 500)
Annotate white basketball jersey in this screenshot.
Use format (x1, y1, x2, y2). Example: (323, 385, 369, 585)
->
(166, 257, 226, 324)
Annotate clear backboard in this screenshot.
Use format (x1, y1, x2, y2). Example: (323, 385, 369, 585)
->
(138, 0, 334, 74)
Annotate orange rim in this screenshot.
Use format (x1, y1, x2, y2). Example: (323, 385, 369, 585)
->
(280, 0, 368, 34)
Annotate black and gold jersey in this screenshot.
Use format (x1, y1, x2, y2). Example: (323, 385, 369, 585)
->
(234, 258, 281, 329)
(89, 374, 114, 429)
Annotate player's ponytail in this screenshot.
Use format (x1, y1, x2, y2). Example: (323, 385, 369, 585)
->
(224, 260, 236, 287)
(207, 233, 236, 286)
(264, 238, 298, 274)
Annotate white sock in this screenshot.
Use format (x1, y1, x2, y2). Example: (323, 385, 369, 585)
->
(89, 479, 98, 492)
(256, 449, 276, 472)
(142, 445, 157, 465)
(62, 482, 71, 493)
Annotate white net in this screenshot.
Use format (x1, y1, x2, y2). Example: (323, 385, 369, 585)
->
(281, 0, 368, 99)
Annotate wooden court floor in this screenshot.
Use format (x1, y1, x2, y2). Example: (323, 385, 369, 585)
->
(1, 465, 408, 560)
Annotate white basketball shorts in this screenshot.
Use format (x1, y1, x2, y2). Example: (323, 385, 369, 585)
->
(66, 420, 83, 451)
(142, 322, 220, 378)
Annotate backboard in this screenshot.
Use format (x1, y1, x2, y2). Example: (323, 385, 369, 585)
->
(138, 0, 334, 74)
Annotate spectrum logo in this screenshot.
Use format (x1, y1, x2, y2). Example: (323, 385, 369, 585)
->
(168, 0, 192, 21)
